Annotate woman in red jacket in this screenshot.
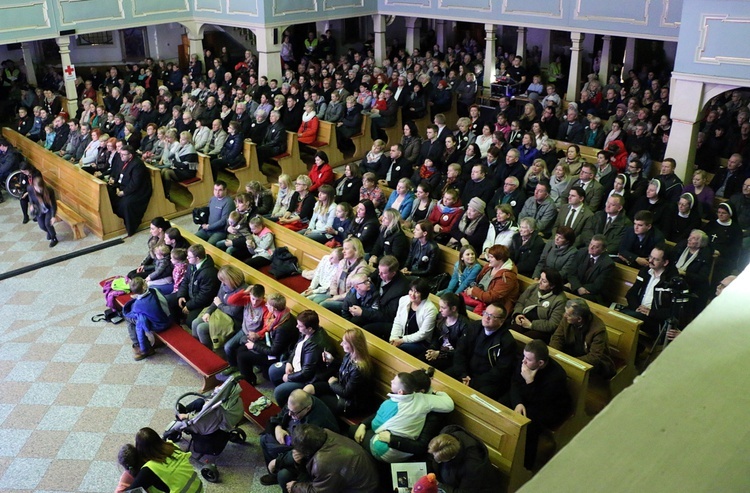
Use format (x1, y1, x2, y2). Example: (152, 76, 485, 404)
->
(308, 151, 334, 194)
(463, 244, 520, 315)
(297, 100, 319, 153)
(429, 188, 465, 244)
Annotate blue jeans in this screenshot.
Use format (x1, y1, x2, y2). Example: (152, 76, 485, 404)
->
(224, 330, 247, 367)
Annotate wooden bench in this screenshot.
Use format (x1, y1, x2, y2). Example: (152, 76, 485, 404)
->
(430, 238, 641, 400)
(274, 131, 307, 180)
(4, 127, 180, 239)
(182, 154, 216, 209)
(56, 199, 87, 240)
(179, 224, 532, 491)
(350, 114, 373, 162)
(383, 110, 404, 147)
(308, 120, 345, 169)
(215, 140, 266, 194)
(98, 281, 280, 429)
(257, 219, 601, 466)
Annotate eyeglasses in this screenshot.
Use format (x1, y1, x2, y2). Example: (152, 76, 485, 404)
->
(482, 311, 504, 320)
(289, 405, 311, 419)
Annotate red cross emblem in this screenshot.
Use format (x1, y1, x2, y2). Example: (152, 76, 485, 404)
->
(64, 65, 75, 76)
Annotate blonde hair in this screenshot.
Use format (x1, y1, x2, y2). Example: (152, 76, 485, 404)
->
(217, 265, 245, 289)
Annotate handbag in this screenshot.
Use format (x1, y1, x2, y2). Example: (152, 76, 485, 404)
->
(193, 206, 209, 225)
(427, 272, 451, 294)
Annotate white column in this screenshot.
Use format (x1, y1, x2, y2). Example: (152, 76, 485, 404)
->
(373, 14, 387, 65)
(436, 20, 446, 52)
(182, 21, 205, 68)
(665, 77, 704, 181)
(623, 36, 636, 72)
(255, 27, 282, 81)
(599, 35, 612, 83)
(56, 36, 78, 118)
(21, 42, 37, 87)
(405, 17, 417, 55)
(484, 24, 497, 91)
(566, 32, 584, 102)
(516, 27, 527, 61)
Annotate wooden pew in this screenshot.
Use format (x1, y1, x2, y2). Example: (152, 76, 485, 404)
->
(184, 154, 217, 209)
(4, 127, 180, 239)
(216, 140, 265, 194)
(383, 110, 404, 147)
(350, 115, 373, 162)
(56, 201, 87, 240)
(275, 131, 307, 180)
(186, 222, 533, 491)
(430, 238, 641, 400)
(413, 113, 432, 139)
(308, 121, 346, 169)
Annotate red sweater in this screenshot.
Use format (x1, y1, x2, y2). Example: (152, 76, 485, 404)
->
(309, 163, 334, 193)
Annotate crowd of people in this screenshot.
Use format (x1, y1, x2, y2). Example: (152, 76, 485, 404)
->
(3, 26, 748, 493)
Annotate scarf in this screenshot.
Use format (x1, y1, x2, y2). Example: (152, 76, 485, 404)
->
(420, 165, 437, 180)
(458, 213, 482, 237)
(366, 150, 383, 163)
(302, 110, 316, 122)
(675, 247, 699, 271)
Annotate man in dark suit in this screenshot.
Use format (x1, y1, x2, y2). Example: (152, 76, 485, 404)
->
(167, 243, 220, 328)
(380, 144, 412, 188)
(336, 96, 363, 151)
(257, 110, 287, 168)
(108, 145, 152, 237)
(617, 210, 665, 267)
(710, 153, 745, 199)
(488, 176, 525, 218)
(590, 194, 632, 253)
(418, 125, 445, 167)
(552, 186, 595, 248)
(361, 256, 411, 340)
(370, 88, 398, 140)
(447, 302, 516, 400)
(565, 235, 615, 303)
(557, 109, 585, 144)
(563, 163, 605, 211)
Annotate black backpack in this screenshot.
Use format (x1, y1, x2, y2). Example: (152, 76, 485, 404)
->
(268, 247, 300, 279)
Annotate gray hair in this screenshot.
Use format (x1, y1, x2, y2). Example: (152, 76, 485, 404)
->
(565, 298, 590, 319)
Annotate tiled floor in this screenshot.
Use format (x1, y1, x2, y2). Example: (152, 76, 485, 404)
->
(0, 197, 274, 492)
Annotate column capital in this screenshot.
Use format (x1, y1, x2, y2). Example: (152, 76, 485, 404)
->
(517, 27, 527, 34)
(570, 31, 583, 43)
(404, 17, 417, 29)
(56, 36, 71, 50)
(602, 35, 612, 42)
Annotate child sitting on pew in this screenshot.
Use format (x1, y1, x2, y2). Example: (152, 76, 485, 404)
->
(169, 248, 188, 294)
(144, 244, 173, 293)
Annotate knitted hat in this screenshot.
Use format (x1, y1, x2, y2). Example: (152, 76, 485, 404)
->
(718, 202, 733, 217)
(468, 197, 486, 215)
(412, 473, 438, 493)
(437, 80, 448, 89)
(616, 103, 627, 111)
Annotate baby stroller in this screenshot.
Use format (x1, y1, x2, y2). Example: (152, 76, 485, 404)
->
(163, 375, 247, 482)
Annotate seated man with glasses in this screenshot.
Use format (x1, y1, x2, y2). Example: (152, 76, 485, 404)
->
(446, 302, 516, 400)
(551, 298, 615, 378)
(340, 273, 376, 321)
(259, 389, 339, 487)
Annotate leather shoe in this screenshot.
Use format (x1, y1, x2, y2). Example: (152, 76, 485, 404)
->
(22, 217, 29, 224)
(259, 474, 277, 486)
(49, 238, 58, 248)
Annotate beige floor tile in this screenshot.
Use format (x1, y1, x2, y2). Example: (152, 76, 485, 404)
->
(18, 430, 70, 458)
(54, 383, 98, 406)
(74, 407, 118, 433)
(26, 343, 63, 362)
(37, 459, 89, 491)
(123, 385, 166, 408)
(0, 382, 32, 404)
(102, 364, 142, 384)
(3, 404, 48, 429)
(38, 362, 79, 383)
(94, 433, 133, 461)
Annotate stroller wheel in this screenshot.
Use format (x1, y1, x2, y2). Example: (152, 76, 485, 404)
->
(229, 428, 246, 443)
(201, 464, 220, 483)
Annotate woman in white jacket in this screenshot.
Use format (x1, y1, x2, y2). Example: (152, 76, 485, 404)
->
(482, 203, 518, 258)
(301, 247, 344, 304)
(301, 184, 337, 243)
(389, 278, 438, 357)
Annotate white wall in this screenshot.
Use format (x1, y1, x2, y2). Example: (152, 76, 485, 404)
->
(145, 23, 183, 62)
